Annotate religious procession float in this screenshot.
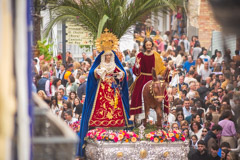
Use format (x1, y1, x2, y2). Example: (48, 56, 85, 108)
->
(76, 29, 189, 160)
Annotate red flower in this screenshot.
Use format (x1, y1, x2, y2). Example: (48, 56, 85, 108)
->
(133, 134, 137, 137)
(125, 134, 130, 139)
(181, 136, 185, 141)
(171, 137, 175, 142)
(173, 130, 177, 134)
(114, 137, 118, 142)
(97, 136, 102, 140)
(150, 137, 154, 141)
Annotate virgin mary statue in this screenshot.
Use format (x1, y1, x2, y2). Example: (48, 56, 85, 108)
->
(77, 29, 132, 157)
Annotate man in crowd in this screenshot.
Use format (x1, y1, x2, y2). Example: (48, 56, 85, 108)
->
(199, 62, 212, 80)
(200, 48, 211, 64)
(37, 71, 50, 97)
(77, 75, 87, 100)
(183, 98, 191, 118)
(204, 124, 223, 154)
(176, 75, 188, 91)
(190, 140, 210, 160)
(183, 56, 195, 73)
(209, 143, 221, 160)
(184, 70, 197, 85)
(64, 109, 78, 125)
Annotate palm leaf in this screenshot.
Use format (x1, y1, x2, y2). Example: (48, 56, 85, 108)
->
(45, 0, 184, 40)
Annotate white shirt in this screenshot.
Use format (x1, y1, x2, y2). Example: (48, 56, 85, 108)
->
(214, 56, 223, 64)
(189, 128, 203, 140)
(183, 106, 191, 118)
(184, 77, 197, 85)
(200, 55, 210, 63)
(196, 64, 204, 75)
(199, 68, 212, 80)
(168, 113, 176, 125)
(65, 117, 78, 125)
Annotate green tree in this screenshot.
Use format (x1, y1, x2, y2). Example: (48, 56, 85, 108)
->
(44, 0, 183, 39)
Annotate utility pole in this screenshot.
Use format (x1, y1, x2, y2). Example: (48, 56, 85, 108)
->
(62, 20, 66, 65)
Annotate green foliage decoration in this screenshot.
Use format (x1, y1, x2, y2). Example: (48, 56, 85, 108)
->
(37, 39, 53, 61)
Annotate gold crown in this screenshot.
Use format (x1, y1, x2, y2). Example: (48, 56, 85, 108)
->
(145, 28, 151, 38)
(95, 28, 119, 52)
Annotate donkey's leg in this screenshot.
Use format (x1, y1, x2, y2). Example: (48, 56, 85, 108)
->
(155, 106, 162, 129)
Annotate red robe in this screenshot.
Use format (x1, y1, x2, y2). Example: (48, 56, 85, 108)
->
(89, 67, 126, 127)
(130, 52, 169, 115)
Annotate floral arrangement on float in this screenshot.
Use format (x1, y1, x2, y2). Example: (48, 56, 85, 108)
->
(85, 128, 140, 143)
(145, 130, 185, 143)
(69, 121, 80, 133)
(85, 128, 186, 143)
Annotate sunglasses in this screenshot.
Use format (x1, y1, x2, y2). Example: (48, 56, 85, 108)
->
(202, 130, 207, 132)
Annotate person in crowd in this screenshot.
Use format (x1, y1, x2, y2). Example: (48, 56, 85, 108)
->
(171, 122, 179, 131)
(59, 88, 68, 100)
(66, 75, 78, 96)
(178, 34, 190, 53)
(180, 120, 189, 130)
(183, 56, 195, 73)
(168, 107, 176, 124)
(233, 50, 240, 62)
(176, 112, 185, 127)
(214, 51, 223, 64)
(200, 48, 211, 64)
(51, 78, 62, 96)
(64, 109, 78, 125)
(184, 70, 197, 85)
(195, 58, 204, 75)
(190, 135, 199, 150)
(186, 81, 198, 100)
(189, 140, 210, 160)
(60, 101, 73, 120)
(200, 128, 209, 141)
(37, 71, 50, 97)
(50, 96, 59, 114)
(199, 62, 212, 80)
(185, 106, 197, 124)
(176, 75, 188, 91)
(209, 143, 221, 160)
(183, 98, 192, 118)
(68, 91, 77, 105)
(190, 121, 203, 140)
(218, 110, 237, 150)
(57, 64, 66, 81)
(204, 124, 223, 154)
(192, 43, 202, 61)
(73, 97, 83, 120)
(77, 75, 87, 100)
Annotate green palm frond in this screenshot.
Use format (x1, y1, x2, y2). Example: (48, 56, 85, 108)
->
(44, 0, 184, 40)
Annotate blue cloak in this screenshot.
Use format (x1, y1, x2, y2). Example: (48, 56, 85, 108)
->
(76, 51, 133, 157)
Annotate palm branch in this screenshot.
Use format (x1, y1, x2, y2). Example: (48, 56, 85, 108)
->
(44, 0, 182, 40)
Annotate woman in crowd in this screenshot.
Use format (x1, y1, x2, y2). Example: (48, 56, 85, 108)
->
(60, 101, 73, 120)
(218, 110, 237, 150)
(195, 58, 204, 75)
(176, 112, 185, 127)
(73, 97, 82, 120)
(189, 121, 203, 140)
(51, 78, 62, 96)
(56, 91, 63, 109)
(66, 75, 78, 96)
(68, 91, 77, 105)
(50, 96, 59, 114)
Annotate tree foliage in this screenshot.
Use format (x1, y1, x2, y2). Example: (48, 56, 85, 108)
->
(44, 0, 183, 40)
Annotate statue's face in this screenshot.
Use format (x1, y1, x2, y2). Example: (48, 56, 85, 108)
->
(105, 53, 112, 62)
(145, 41, 152, 52)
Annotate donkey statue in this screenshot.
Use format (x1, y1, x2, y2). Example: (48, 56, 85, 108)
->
(142, 68, 169, 129)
